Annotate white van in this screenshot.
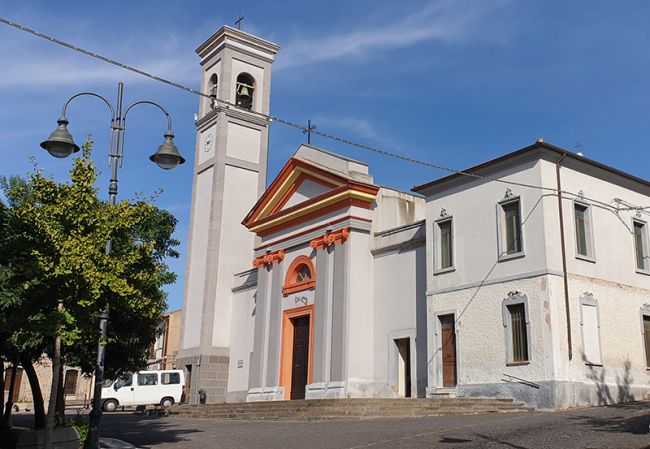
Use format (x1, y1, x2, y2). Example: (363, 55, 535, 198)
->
(101, 370, 185, 412)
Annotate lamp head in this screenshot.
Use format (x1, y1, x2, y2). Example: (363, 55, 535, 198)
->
(149, 131, 185, 170)
(40, 117, 80, 158)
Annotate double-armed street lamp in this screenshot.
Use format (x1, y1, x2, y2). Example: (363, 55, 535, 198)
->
(40, 82, 185, 449)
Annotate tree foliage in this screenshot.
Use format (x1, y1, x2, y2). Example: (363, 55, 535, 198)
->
(0, 140, 179, 381)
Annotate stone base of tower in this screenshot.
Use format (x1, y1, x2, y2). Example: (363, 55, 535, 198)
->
(176, 349, 230, 405)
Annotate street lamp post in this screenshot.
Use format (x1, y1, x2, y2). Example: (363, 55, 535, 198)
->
(40, 82, 185, 449)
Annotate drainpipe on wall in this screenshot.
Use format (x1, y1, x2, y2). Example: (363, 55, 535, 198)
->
(195, 355, 201, 405)
(556, 154, 573, 360)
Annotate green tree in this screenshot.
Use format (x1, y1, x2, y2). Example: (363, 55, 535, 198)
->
(0, 141, 179, 438)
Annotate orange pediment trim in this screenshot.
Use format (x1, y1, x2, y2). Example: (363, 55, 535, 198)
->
(243, 158, 379, 237)
(243, 158, 349, 226)
(282, 255, 316, 296)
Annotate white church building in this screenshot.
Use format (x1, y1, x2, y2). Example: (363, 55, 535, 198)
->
(176, 25, 650, 410)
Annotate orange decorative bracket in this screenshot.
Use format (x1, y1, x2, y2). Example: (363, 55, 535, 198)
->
(252, 250, 285, 268)
(310, 228, 350, 250)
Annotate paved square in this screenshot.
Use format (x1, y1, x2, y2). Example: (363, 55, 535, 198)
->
(98, 402, 649, 448)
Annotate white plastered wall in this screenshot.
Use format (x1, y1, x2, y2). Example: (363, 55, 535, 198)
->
(346, 231, 375, 390)
(226, 122, 261, 164)
(227, 287, 256, 395)
(428, 276, 549, 387)
(424, 158, 550, 296)
(211, 166, 260, 347)
(182, 168, 214, 349)
(373, 246, 426, 396)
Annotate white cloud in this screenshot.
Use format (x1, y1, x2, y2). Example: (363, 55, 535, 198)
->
(314, 116, 382, 141)
(276, 0, 512, 70)
(0, 28, 197, 90)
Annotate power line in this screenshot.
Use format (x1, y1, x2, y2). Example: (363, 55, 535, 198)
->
(1, 16, 648, 216)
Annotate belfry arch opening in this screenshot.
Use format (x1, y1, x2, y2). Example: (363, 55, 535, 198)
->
(236, 73, 255, 110)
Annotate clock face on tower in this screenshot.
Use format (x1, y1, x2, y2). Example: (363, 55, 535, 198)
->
(202, 132, 214, 153)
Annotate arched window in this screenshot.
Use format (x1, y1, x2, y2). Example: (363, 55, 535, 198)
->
(209, 73, 218, 98)
(283, 255, 316, 296)
(208, 73, 218, 109)
(235, 73, 255, 110)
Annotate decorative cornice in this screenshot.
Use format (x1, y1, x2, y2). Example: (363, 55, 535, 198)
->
(310, 228, 350, 250)
(505, 290, 527, 302)
(580, 291, 595, 302)
(252, 250, 285, 268)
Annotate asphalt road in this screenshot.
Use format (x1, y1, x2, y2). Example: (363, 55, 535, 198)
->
(12, 402, 650, 449)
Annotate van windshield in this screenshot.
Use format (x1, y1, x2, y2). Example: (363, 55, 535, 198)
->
(114, 374, 133, 389)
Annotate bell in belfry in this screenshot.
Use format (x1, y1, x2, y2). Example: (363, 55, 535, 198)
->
(238, 84, 250, 98)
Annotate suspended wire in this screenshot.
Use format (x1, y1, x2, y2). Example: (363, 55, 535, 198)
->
(1, 16, 648, 217)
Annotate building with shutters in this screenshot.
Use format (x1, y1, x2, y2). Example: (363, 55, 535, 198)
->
(176, 24, 650, 409)
(413, 141, 650, 409)
(3, 359, 93, 408)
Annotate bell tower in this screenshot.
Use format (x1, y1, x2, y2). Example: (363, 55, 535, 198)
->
(177, 26, 279, 403)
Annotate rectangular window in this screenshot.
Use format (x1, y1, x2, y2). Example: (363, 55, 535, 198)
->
(161, 372, 181, 385)
(574, 203, 593, 258)
(438, 219, 453, 269)
(634, 221, 647, 271)
(137, 373, 158, 386)
(643, 316, 650, 368)
(502, 200, 522, 255)
(508, 303, 529, 362)
(63, 370, 79, 396)
(581, 302, 602, 364)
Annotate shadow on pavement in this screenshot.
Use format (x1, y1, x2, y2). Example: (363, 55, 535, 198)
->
(101, 412, 203, 448)
(568, 402, 650, 436)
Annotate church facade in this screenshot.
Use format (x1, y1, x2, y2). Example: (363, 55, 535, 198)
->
(177, 26, 650, 410)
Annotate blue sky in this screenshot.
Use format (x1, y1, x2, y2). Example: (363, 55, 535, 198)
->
(2, 1, 650, 311)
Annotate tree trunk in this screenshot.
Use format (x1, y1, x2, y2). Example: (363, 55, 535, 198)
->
(55, 363, 65, 426)
(20, 354, 45, 429)
(43, 302, 63, 449)
(1, 355, 18, 429)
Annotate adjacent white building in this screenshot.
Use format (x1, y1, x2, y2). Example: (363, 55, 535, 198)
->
(414, 142, 650, 409)
(177, 25, 650, 409)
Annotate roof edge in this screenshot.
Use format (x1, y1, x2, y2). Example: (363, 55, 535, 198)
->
(413, 141, 650, 193)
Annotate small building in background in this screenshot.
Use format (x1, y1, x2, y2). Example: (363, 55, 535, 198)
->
(3, 359, 93, 408)
(148, 309, 182, 370)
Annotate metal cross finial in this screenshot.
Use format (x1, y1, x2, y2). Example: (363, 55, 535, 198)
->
(303, 119, 316, 144)
(235, 12, 245, 30)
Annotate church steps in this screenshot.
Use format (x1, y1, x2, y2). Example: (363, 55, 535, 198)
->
(168, 398, 534, 420)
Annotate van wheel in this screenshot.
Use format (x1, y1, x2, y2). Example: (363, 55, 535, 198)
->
(160, 397, 174, 408)
(103, 399, 118, 412)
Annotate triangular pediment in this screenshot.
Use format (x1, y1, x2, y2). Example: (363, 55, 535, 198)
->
(278, 177, 335, 211)
(243, 156, 379, 236)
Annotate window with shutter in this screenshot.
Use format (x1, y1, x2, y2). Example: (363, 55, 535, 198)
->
(508, 303, 529, 362)
(498, 198, 524, 260)
(64, 370, 78, 396)
(634, 221, 647, 271)
(435, 218, 454, 271)
(574, 203, 594, 259)
(643, 316, 650, 368)
(580, 299, 602, 365)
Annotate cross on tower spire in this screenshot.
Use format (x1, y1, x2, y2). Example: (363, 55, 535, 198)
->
(235, 12, 245, 30)
(303, 119, 317, 144)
